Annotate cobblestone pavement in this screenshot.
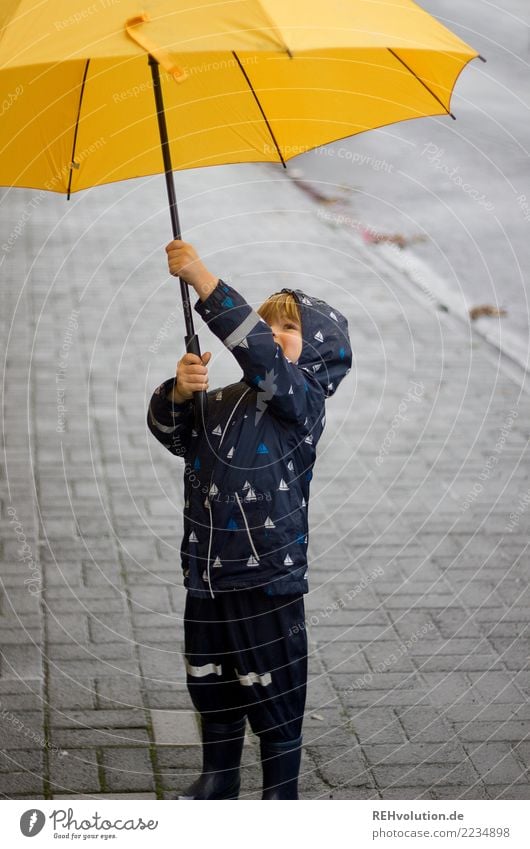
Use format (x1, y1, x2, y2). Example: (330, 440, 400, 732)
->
(1, 162, 529, 800)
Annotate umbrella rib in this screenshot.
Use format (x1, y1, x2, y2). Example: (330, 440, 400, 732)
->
(231, 51, 286, 169)
(387, 48, 456, 120)
(67, 59, 90, 200)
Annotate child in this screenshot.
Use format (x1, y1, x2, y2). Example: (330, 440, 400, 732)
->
(147, 240, 352, 799)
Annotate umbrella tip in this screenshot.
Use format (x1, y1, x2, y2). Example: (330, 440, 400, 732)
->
(478, 54, 487, 62)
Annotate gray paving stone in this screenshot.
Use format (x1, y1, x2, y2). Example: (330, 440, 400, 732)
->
(47, 676, 97, 710)
(48, 749, 101, 794)
(0, 645, 42, 679)
(465, 742, 528, 785)
(133, 626, 182, 646)
(322, 786, 381, 799)
(128, 602, 179, 627)
(317, 645, 372, 675)
(156, 744, 207, 772)
(306, 673, 339, 704)
(0, 750, 43, 772)
(420, 671, 483, 706)
(303, 704, 351, 728)
(82, 564, 123, 587)
(137, 650, 184, 686)
(314, 623, 397, 642)
(0, 690, 43, 712)
(489, 638, 529, 670)
(372, 760, 480, 788)
(100, 747, 156, 792)
(88, 616, 134, 643)
(47, 660, 140, 678)
(340, 682, 431, 708)
(47, 643, 135, 662)
(465, 671, 526, 703)
(389, 612, 441, 640)
(396, 707, 454, 743)
(44, 597, 126, 614)
(95, 676, 143, 709)
(430, 784, 490, 800)
(144, 689, 192, 710)
(362, 740, 467, 767)
(451, 720, 530, 743)
(430, 610, 486, 639)
(308, 745, 375, 787)
(44, 563, 84, 587)
(47, 614, 89, 644)
(50, 729, 151, 748)
(371, 786, 434, 799)
(53, 793, 158, 799)
(0, 677, 42, 695)
(0, 711, 44, 749)
(304, 722, 358, 748)
(0, 772, 45, 795)
(151, 709, 200, 746)
(512, 741, 530, 766)
(409, 637, 492, 656)
(49, 708, 148, 729)
(485, 784, 530, 800)
(351, 708, 408, 745)
(414, 654, 505, 672)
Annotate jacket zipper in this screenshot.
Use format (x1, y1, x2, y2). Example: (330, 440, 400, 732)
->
(234, 492, 260, 564)
(205, 387, 251, 599)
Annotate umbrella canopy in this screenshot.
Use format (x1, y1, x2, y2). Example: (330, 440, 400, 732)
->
(0, 0, 479, 194)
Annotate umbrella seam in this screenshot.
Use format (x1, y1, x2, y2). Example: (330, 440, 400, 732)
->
(231, 50, 286, 169)
(387, 47, 455, 120)
(66, 58, 90, 200)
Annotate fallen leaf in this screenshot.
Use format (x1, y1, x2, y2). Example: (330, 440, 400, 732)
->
(469, 304, 508, 320)
(289, 173, 341, 204)
(361, 226, 427, 249)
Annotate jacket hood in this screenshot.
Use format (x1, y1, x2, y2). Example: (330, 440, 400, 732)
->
(280, 288, 352, 398)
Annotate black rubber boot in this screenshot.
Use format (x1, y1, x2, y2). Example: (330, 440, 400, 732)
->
(260, 734, 303, 799)
(178, 717, 247, 800)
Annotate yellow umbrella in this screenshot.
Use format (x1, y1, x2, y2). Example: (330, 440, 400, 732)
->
(0, 0, 481, 423)
(1, 0, 480, 193)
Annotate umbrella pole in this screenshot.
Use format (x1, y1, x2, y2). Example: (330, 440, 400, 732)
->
(148, 54, 207, 432)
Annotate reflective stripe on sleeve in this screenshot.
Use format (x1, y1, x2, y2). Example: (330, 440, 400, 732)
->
(148, 407, 180, 433)
(223, 311, 263, 350)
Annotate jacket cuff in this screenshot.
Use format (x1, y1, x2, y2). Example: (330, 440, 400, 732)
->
(194, 279, 255, 342)
(150, 377, 192, 424)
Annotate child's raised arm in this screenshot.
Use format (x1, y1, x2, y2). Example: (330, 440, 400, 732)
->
(165, 240, 325, 425)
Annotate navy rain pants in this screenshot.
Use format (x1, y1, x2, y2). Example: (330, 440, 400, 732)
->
(184, 589, 307, 743)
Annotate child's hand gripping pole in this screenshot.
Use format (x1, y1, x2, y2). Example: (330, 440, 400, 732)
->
(175, 350, 211, 405)
(184, 333, 208, 431)
(148, 53, 208, 431)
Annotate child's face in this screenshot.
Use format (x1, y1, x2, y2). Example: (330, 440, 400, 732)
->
(266, 313, 303, 363)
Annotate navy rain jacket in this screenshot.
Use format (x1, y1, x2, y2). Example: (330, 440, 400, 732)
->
(147, 279, 351, 598)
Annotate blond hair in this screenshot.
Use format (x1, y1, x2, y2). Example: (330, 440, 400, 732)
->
(257, 292, 301, 327)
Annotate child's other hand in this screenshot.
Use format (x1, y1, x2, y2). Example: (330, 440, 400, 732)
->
(165, 239, 218, 292)
(174, 351, 211, 401)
